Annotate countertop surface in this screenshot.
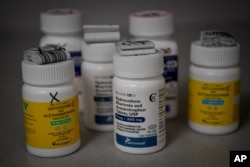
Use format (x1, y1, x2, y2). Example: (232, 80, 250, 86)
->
(1, 1, 250, 166)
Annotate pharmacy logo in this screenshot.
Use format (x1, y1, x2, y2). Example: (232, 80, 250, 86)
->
(125, 138, 131, 144)
(116, 134, 157, 148)
(23, 102, 28, 110)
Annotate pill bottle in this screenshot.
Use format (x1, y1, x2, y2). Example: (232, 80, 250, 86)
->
(21, 60, 81, 157)
(113, 41, 166, 154)
(82, 41, 115, 131)
(188, 37, 240, 135)
(129, 10, 178, 119)
(40, 8, 84, 112)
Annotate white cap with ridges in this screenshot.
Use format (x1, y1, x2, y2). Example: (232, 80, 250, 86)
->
(40, 8, 83, 34)
(113, 50, 163, 78)
(129, 10, 174, 37)
(22, 60, 75, 85)
(191, 41, 240, 67)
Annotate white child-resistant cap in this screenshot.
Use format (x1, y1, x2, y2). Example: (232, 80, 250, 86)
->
(113, 50, 163, 78)
(22, 60, 75, 85)
(191, 40, 240, 67)
(129, 10, 174, 37)
(40, 8, 83, 34)
(82, 41, 116, 62)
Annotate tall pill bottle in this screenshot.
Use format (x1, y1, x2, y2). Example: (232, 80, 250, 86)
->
(113, 41, 166, 154)
(21, 60, 81, 157)
(40, 8, 84, 112)
(82, 42, 116, 131)
(188, 34, 240, 135)
(129, 10, 178, 119)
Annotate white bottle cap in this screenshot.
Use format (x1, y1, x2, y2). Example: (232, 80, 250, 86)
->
(82, 41, 116, 62)
(129, 10, 174, 37)
(113, 50, 163, 78)
(22, 60, 75, 85)
(40, 8, 83, 34)
(83, 24, 120, 42)
(191, 40, 240, 67)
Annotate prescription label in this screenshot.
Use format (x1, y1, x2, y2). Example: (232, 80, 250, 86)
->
(114, 87, 166, 148)
(188, 78, 240, 126)
(23, 95, 80, 149)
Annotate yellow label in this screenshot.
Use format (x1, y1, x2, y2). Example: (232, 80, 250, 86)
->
(188, 78, 240, 126)
(23, 95, 80, 149)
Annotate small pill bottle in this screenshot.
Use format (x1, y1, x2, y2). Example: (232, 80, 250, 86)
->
(40, 8, 84, 112)
(188, 40, 240, 135)
(113, 43, 166, 154)
(129, 10, 178, 119)
(82, 41, 115, 131)
(21, 60, 81, 157)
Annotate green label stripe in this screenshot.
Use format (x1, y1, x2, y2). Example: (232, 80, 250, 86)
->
(51, 118, 71, 126)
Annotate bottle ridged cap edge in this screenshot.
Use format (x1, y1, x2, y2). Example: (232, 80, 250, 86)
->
(22, 60, 75, 85)
(129, 10, 174, 37)
(40, 8, 83, 33)
(191, 40, 240, 67)
(113, 50, 163, 78)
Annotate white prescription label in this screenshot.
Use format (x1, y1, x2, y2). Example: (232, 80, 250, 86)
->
(114, 87, 166, 148)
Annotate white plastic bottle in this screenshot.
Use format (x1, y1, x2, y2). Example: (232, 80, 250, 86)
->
(113, 40, 166, 154)
(188, 32, 240, 135)
(40, 8, 84, 112)
(82, 42, 116, 131)
(21, 60, 81, 157)
(129, 10, 178, 119)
